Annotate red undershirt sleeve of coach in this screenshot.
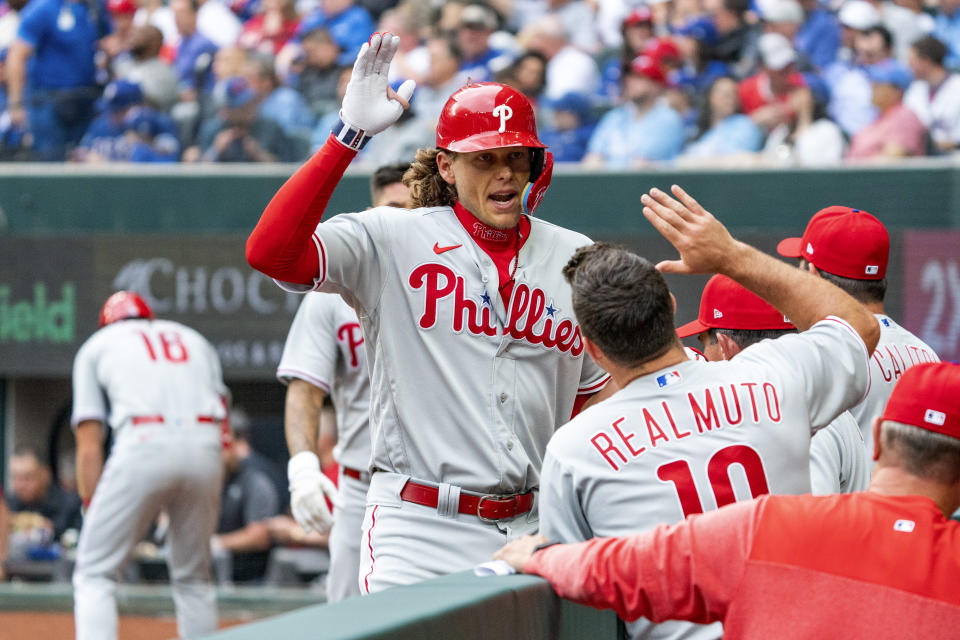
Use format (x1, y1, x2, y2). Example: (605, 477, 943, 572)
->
(246, 136, 357, 285)
(524, 497, 765, 624)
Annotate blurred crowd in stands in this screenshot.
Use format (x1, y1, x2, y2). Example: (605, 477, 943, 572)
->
(0, 0, 959, 165)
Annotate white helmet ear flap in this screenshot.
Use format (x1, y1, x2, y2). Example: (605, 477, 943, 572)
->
(522, 151, 553, 215)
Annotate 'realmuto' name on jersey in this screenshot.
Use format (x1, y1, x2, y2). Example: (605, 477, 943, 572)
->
(408, 262, 585, 356)
(590, 380, 784, 471)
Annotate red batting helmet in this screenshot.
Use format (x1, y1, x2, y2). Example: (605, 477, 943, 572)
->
(436, 82, 546, 153)
(99, 291, 154, 327)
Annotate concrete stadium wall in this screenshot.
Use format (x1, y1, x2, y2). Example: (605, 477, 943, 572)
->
(201, 571, 620, 640)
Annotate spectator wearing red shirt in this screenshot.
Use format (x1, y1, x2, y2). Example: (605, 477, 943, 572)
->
(847, 60, 926, 160)
(497, 362, 960, 639)
(739, 32, 806, 131)
(238, 0, 300, 56)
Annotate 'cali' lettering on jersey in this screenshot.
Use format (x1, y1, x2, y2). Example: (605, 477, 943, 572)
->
(873, 343, 937, 382)
(589, 381, 783, 471)
(408, 263, 584, 356)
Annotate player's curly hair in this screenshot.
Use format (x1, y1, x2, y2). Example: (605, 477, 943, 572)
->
(404, 148, 458, 208)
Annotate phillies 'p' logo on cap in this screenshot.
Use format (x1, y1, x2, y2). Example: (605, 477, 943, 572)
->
(492, 104, 513, 133)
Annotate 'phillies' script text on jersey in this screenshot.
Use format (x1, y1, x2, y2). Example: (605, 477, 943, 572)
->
(409, 263, 584, 355)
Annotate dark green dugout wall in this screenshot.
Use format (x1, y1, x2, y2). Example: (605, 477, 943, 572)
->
(1, 162, 958, 236)
(202, 571, 619, 640)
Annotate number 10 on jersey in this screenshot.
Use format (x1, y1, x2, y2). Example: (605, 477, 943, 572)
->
(657, 444, 770, 518)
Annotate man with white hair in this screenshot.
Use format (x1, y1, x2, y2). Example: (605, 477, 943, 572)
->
(521, 14, 599, 100)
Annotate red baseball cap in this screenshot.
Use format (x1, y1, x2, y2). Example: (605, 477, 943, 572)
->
(878, 363, 960, 440)
(777, 206, 889, 280)
(628, 55, 668, 85)
(107, 0, 137, 14)
(623, 7, 653, 26)
(676, 275, 795, 338)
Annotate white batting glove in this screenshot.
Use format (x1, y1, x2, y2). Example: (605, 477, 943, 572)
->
(288, 451, 341, 534)
(340, 32, 416, 136)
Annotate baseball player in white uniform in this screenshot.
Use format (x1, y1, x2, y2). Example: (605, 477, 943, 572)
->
(678, 274, 870, 495)
(537, 186, 880, 640)
(247, 33, 609, 593)
(71, 291, 229, 640)
(777, 206, 940, 466)
(276, 165, 411, 602)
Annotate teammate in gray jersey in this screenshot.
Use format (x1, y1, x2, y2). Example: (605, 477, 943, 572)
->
(71, 292, 228, 640)
(778, 206, 939, 468)
(678, 274, 870, 495)
(247, 34, 610, 593)
(536, 186, 880, 640)
(277, 164, 411, 602)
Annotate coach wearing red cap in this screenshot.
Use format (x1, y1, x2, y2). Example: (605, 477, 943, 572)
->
(778, 206, 939, 467)
(247, 34, 612, 592)
(498, 362, 960, 638)
(677, 275, 869, 495)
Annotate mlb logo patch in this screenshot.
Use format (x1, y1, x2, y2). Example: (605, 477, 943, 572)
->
(893, 519, 915, 533)
(865, 265, 879, 275)
(880, 317, 890, 327)
(925, 409, 947, 426)
(657, 371, 682, 388)
(713, 308, 723, 319)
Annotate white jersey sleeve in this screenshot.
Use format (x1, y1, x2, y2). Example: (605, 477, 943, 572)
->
(577, 354, 610, 395)
(71, 338, 109, 426)
(735, 316, 870, 431)
(809, 411, 869, 495)
(277, 292, 338, 392)
(539, 450, 593, 543)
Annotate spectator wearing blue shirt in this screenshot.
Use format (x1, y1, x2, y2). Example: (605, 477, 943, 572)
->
(679, 75, 764, 163)
(672, 17, 731, 97)
(6, 0, 111, 160)
(538, 92, 597, 162)
(795, 0, 840, 70)
(584, 55, 686, 167)
(935, 0, 960, 69)
(185, 76, 293, 162)
(243, 53, 313, 157)
(169, 0, 217, 147)
(295, 0, 374, 66)
(827, 25, 891, 136)
(599, 7, 655, 105)
(75, 79, 180, 162)
(455, 4, 511, 84)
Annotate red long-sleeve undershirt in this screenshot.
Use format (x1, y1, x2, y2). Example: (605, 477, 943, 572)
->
(246, 135, 357, 285)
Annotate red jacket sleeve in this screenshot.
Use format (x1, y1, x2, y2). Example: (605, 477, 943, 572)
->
(245, 135, 357, 285)
(523, 497, 766, 624)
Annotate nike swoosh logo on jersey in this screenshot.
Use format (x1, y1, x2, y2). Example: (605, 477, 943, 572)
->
(433, 243, 462, 254)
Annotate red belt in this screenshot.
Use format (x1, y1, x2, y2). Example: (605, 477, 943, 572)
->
(399, 480, 535, 521)
(343, 466, 365, 481)
(131, 415, 219, 426)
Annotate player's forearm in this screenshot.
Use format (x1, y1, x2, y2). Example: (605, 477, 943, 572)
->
(215, 521, 272, 552)
(720, 242, 880, 354)
(284, 379, 325, 456)
(75, 421, 105, 503)
(245, 136, 357, 284)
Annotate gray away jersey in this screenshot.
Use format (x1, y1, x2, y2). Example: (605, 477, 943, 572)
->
(854, 314, 938, 461)
(539, 317, 869, 640)
(274, 206, 609, 494)
(277, 291, 372, 471)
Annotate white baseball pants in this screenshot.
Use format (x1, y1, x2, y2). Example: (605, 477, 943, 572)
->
(73, 427, 223, 640)
(325, 469, 369, 603)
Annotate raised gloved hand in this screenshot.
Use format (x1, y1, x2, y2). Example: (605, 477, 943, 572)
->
(339, 32, 416, 138)
(288, 451, 341, 533)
